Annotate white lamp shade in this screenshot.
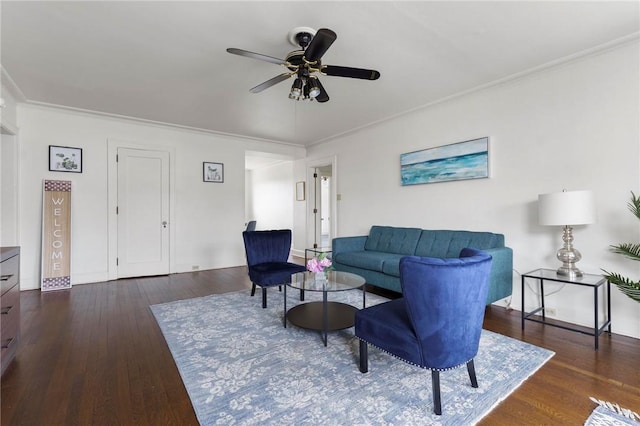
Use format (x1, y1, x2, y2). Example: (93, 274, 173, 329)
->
(538, 190, 596, 226)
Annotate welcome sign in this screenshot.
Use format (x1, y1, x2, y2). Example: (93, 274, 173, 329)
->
(41, 180, 72, 291)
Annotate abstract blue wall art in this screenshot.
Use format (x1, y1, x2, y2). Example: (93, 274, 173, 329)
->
(401, 137, 489, 186)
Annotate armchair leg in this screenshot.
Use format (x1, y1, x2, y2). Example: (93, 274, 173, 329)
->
(467, 359, 478, 388)
(431, 369, 442, 415)
(358, 340, 369, 373)
(262, 287, 267, 308)
(250, 283, 256, 297)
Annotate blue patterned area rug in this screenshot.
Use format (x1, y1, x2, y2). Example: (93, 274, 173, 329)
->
(151, 290, 554, 425)
(584, 397, 640, 425)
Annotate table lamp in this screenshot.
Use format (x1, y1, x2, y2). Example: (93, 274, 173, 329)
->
(538, 189, 596, 278)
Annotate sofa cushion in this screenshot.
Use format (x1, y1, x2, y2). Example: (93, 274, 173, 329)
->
(381, 254, 407, 277)
(415, 230, 504, 258)
(364, 226, 422, 255)
(332, 250, 393, 273)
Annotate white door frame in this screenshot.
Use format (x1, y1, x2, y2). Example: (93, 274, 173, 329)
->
(107, 139, 176, 281)
(306, 156, 337, 249)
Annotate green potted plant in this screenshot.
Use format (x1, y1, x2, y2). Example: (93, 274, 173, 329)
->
(602, 191, 640, 303)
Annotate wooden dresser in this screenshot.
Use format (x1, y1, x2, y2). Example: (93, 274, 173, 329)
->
(1, 246, 20, 375)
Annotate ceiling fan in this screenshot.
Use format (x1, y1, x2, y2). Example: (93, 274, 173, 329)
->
(226, 27, 381, 103)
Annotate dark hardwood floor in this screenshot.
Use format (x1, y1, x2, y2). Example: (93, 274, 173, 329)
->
(1, 265, 639, 425)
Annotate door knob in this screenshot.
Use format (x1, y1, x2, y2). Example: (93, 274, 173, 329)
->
(162, 221, 168, 228)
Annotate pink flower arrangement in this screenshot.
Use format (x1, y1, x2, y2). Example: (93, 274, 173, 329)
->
(306, 254, 332, 273)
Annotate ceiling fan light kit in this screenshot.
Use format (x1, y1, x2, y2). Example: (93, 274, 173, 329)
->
(307, 77, 321, 98)
(290, 77, 303, 98)
(227, 27, 380, 103)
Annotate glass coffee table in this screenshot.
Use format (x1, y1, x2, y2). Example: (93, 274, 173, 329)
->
(284, 270, 366, 346)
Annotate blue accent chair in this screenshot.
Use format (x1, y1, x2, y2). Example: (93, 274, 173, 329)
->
(355, 248, 493, 415)
(242, 230, 306, 308)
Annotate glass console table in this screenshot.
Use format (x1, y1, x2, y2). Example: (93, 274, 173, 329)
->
(521, 268, 611, 350)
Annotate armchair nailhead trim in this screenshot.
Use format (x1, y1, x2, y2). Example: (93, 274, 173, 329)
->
(357, 338, 472, 372)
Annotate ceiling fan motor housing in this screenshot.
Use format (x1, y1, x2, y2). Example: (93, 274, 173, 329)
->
(285, 50, 321, 73)
(287, 26, 317, 47)
(295, 32, 313, 48)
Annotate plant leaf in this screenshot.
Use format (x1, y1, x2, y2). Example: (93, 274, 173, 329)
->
(628, 191, 640, 220)
(602, 191, 640, 304)
(602, 270, 640, 303)
(609, 243, 640, 261)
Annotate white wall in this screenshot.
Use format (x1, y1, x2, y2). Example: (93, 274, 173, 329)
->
(1, 82, 20, 246)
(17, 105, 305, 290)
(249, 161, 294, 231)
(245, 169, 254, 224)
(306, 41, 640, 338)
(0, 132, 19, 246)
(292, 158, 308, 257)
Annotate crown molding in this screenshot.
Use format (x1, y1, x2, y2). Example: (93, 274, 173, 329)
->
(0, 66, 27, 102)
(310, 32, 640, 147)
(21, 100, 305, 149)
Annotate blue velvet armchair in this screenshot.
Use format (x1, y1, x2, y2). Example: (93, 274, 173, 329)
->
(242, 229, 306, 308)
(355, 248, 493, 415)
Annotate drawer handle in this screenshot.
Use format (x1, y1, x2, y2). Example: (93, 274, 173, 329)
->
(1, 305, 12, 315)
(0, 274, 14, 281)
(1, 337, 14, 349)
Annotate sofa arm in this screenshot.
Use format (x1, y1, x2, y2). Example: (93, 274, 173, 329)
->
(332, 236, 367, 256)
(483, 247, 514, 304)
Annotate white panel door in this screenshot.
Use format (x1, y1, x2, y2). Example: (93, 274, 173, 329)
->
(117, 148, 170, 278)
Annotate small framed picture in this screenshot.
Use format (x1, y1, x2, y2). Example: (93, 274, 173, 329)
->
(49, 145, 83, 173)
(203, 162, 224, 183)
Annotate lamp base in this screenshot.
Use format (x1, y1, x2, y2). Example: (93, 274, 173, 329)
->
(555, 225, 583, 279)
(556, 265, 583, 278)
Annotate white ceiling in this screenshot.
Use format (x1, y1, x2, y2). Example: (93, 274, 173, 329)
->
(2, 1, 639, 147)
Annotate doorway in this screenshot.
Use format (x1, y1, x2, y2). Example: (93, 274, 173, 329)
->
(244, 151, 295, 230)
(313, 168, 332, 248)
(307, 157, 336, 249)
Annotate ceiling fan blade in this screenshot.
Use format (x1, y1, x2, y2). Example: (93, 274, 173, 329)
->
(314, 78, 330, 103)
(249, 73, 292, 93)
(322, 65, 381, 80)
(303, 28, 337, 63)
(227, 48, 287, 66)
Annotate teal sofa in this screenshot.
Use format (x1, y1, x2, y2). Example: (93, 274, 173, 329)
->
(332, 226, 513, 304)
